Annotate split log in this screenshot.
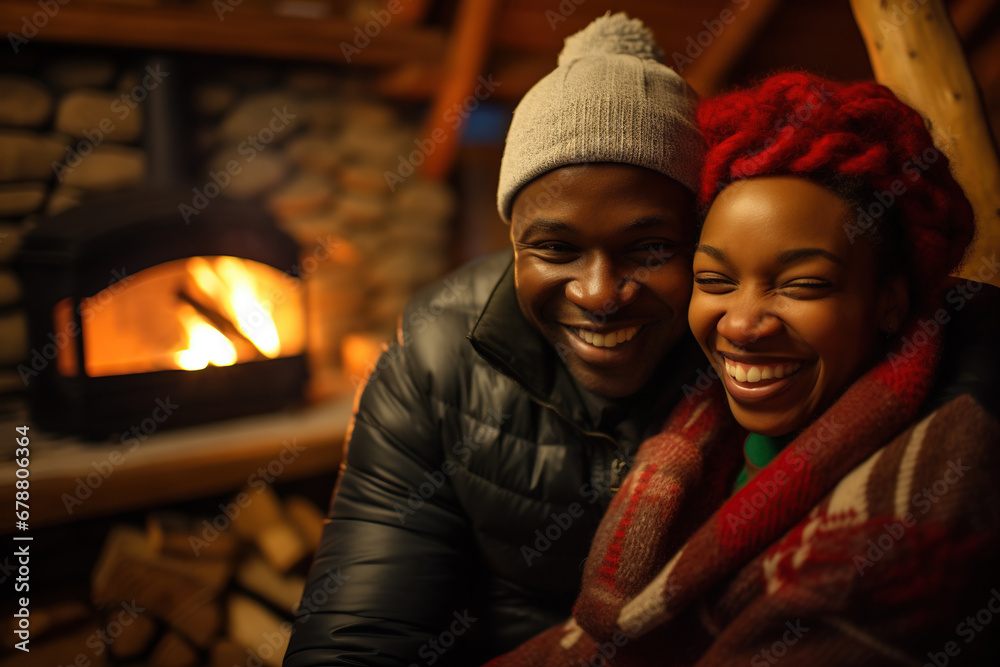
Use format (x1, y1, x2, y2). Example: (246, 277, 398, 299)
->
(98, 525, 233, 592)
(227, 594, 292, 667)
(850, 0, 1000, 286)
(229, 485, 309, 573)
(147, 511, 240, 560)
(107, 610, 158, 661)
(210, 638, 251, 667)
(149, 631, 200, 667)
(285, 495, 326, 553)
(236, 553, 307, 615)
(91, 526, 228, 647)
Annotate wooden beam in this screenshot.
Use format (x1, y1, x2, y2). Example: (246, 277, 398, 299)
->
(850, 0, 1000, 287)
(683, 0, 785, 97)
(0, 396, 351, 533)
(0, 2, 444, 66)
(417, 0, 502, 180)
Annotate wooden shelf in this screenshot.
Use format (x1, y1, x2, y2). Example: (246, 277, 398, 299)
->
(0, 394, 353, 533)
(0, 1, 446, 66)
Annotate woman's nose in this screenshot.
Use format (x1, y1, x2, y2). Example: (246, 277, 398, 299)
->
(715, 294, 781, 346)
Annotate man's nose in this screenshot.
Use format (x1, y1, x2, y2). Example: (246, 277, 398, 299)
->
(565, 257, 639, 315)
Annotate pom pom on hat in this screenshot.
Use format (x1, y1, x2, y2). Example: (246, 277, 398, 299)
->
(558, 12, 665, 67)
(497, 12, 702, 221)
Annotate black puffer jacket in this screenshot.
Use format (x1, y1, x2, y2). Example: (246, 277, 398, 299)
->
(283, 250, 703, 666)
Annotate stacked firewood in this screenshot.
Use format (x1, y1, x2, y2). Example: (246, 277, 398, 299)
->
(1, 486, 326, 667)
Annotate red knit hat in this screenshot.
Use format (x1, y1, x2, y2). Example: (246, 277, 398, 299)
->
(697, 71, 975, 300)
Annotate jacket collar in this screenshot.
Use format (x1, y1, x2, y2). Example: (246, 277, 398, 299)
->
(468, 253, 568, 412)
(468, 252, 702, 437)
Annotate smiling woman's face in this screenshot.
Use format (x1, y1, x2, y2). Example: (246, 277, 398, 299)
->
(689, 176, 908, 436)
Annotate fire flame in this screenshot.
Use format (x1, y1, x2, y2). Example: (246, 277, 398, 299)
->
(174, 304, 238, 371)
(213, 257, 281, 359)
(175, 257, 284, 369)
(76, 255, 305, 378)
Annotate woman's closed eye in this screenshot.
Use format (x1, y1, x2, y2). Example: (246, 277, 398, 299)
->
(693, 273, 736, 293)
(777, 278, 834, 298)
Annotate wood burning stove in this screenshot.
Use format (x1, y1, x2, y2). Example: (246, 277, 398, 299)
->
(16, 190, 308, 438)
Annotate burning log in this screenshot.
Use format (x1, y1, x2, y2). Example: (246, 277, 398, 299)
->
(176, 289, 262, 361)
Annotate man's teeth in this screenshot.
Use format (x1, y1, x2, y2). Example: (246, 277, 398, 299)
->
(575, 326, 640, 348)
(724, 360, 802, 383)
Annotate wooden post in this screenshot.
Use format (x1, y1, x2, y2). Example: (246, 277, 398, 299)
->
(416, 0, 502, 181)
(850, 0, 1000, 287)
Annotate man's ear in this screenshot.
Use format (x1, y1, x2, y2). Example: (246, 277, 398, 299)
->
(878, 273, 910, 335)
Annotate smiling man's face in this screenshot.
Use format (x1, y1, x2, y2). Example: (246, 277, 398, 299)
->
(510, 163, 696, 399)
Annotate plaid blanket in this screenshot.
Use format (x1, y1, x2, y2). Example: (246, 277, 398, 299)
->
(486, 311, 1000, 666)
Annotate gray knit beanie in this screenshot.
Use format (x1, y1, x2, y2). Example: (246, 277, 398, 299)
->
(497, 12, 704, 221)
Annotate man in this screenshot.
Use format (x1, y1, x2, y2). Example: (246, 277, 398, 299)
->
(283, 13, 705, 666)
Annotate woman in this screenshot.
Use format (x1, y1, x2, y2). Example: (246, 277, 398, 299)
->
(487, 72, 1000, 666)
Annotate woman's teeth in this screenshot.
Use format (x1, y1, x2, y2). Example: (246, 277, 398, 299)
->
(724, 360, 802, 383)
(575, 325, 640, 348)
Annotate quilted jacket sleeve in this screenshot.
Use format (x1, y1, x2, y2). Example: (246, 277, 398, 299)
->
(283, 314, 476, 666)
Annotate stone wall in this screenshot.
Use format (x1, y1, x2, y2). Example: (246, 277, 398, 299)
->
(0, 55, 151, 398)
